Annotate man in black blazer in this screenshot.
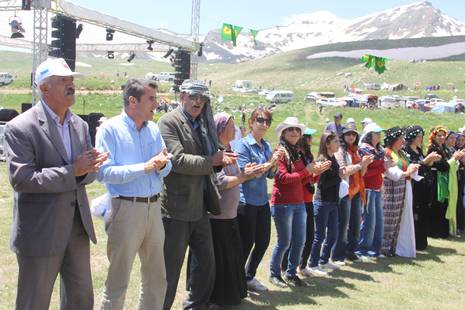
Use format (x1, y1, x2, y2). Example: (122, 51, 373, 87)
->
(158, 80, 235, 309)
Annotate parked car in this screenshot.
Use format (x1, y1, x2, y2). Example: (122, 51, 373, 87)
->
(266, 90, 294, 103)
(145, 72, 175, 82)
(304, 91, 336, 102)
(317, 98, 346, 107)
(0, 72, 13, 86)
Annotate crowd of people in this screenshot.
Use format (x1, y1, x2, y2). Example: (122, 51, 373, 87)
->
(4, 57, 465, 310)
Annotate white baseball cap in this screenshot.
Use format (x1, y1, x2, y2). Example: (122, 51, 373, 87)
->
(35, 58, 83, 86)
(346, 117, 355, 123)
(361, 117, 372, 124)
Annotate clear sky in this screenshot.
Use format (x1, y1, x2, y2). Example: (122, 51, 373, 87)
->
(69, 0, 464, 35)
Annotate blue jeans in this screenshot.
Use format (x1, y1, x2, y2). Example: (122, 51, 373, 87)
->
(309, 200, 339, 267)
(270, 203, 307, 278)
(333, 193, 362, 261)
(358, 189, 384, 256)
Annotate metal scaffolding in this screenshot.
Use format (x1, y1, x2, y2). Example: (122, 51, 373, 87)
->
(31, 0, 50, 102)
(190, 0, 200, 80)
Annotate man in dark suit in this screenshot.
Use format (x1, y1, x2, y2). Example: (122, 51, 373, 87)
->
(5, 58, 108, 310)
(158, 80, 235, 309)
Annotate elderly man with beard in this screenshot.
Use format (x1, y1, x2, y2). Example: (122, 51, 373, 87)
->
(158, 80, 236, 309)
(5, 58, 108, 310)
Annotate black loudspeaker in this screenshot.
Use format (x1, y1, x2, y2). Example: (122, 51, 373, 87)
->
(21, 103, 32, 113)
(0, 109, 19, 122)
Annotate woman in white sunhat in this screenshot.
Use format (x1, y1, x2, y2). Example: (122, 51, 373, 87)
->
(269, 117, 329, 287)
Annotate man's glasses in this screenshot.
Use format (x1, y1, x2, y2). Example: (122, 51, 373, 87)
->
(188, 94, 209, 102)
(256, 117, 271, 126)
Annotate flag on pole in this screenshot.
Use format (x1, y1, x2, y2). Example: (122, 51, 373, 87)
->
(221, 23, 243, 46)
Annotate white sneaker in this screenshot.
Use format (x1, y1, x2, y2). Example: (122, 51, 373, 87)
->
(297, 266, 312, 277)
(247, 278, 268, 292)
(307, 266, 328, 277)
(320, 261, 340, 271)
(359, 255, 376, 262)
(331, 260, 346, 267)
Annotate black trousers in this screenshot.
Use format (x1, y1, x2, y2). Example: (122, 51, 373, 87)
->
(163, 215, 215, 310)
(237, 203, 271, 281)
(281, 202, 314, 270)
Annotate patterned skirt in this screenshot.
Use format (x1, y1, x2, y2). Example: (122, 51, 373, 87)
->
(382, 178, 406, 254)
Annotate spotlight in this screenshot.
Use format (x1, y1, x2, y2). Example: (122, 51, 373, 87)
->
(9, 16, 25, 39)
(127, 52, 135, 62)
(163, 48, 174, 58)
(107, 51, 114, 59)
(106, 28, 115, 41)
(76, 23, 83, 39)
(147, 40, 154, 51)
(197, 42, 204, 57)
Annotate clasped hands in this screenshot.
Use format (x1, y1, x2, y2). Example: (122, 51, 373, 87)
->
(74, 148, 109, 176)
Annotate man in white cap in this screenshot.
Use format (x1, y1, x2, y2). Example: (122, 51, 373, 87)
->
(361, 117, 372, 129)
(4, 58, 108, 309)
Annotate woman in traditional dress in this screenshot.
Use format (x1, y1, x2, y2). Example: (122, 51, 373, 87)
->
(427, 126, 452, 239)
(382, 127, 419, 257)
(403, 126, 441, 250)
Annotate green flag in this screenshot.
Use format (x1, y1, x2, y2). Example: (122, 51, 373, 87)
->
(221, 23, 243, 46)
(361, 54, 387, 74)
(374, 57, 387, 74)
(250, 29, 259, 45)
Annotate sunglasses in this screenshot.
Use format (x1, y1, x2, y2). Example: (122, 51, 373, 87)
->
(188, 94, 209, 102)
(285, 127, 302, 133)
(256, 117, 271, 126)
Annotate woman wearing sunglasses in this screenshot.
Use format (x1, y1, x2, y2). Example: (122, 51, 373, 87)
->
(268, 117, 329, 287)
(234, 107, 285, 292)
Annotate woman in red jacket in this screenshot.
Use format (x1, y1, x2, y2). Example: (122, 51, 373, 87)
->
(268, 117, 329, 287)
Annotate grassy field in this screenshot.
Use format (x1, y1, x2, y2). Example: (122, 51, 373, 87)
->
(1, 97, 465, 308)
(2, 47, 465, 101)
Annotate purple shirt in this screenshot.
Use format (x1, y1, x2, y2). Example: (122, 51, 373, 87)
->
(41, 100, 72, 161)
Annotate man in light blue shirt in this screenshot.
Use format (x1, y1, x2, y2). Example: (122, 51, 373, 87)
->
(96, 79, 172, 310)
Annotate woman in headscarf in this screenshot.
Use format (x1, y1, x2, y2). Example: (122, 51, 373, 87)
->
(456, 134, 465, 233)
(403, 126, 441, 250)
(209, 112, 260, 307)
(382, 127, 420, 257)
(427, 126, 453, 238)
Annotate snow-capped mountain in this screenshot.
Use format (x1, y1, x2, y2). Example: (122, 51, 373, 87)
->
(201, 1, 465, 63)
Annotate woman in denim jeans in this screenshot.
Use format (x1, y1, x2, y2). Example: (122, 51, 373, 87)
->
(268, 117, 313, 287)
(308, 132, 342, 276)
(333, 127, 373, 264)
(357, 123, 386, 258)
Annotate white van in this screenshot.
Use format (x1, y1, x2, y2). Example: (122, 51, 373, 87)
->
(0, 72, 13, 86)
(266, 90, 293, 103)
